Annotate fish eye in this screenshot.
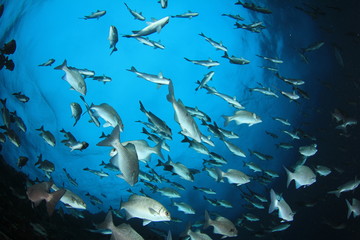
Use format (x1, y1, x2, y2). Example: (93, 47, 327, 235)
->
(165, 211, 170, 216)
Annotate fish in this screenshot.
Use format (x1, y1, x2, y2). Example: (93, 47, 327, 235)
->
(301, 41, 324, 53)
(90, 75, 112, 84)
(141, 127, 170, 152)
(17, 156, 28, 168)
(244, 161, 262, 172)
(10, 111, 26, 132)
(269, 189, 295, 221)
(12, 92, 30, 103)
(156, 187, 181, 198)
(51, 184, 86, 210)
(275, 72, 305, 86)
(26, 181, 66, 216)
(63, 168, 78, 187)
(235, 1, 272, 14)
(83, 167, 109, 178)
(243, 213, 260, 222)
(182, 225, 211, 240)
(204, 210, 238, 238)
(282, 130, 300, 140)
(267, 223, 291, 232)
(193, 186, 216, 195)
(123, 16, 170, 38)
(195, 71, 215, 91)
(38, 58, 55, 66)
(151, 39, 165, 50)
(86, 192, 103, 205)
(205, 86, 245, 109)
(81, 10, 106, 20)
(248, 149, 273, 161)
(159, 0, 168, 9)
(328, 177, 360, 197)
(223, 140, 246, 157)
(198, 33, 228, 52)
(128, 67, 171, 87)
(121, 139, 164, 162)
(90, 103, 123, 129)
(223, 110, 262, 127)
(284, 165, 316, 189)
(139, 101, 172, 138)
(157, 156, 194, 182)
(54, 60, 87, 95)
(222, 52, 250, 65)
(166, 81, 202, 142)
(172, 11, 199, 19)
(221, 13, 244, 21)
(299, 144, 317, 157)
(3, 128, 20, 147)
(186, 106, 211, 122)
(67, 66, 96, 78)
(121, 194, 171, 225)
(35, 154, 55, 175)
(97, 126, 139, 186)
(70, 102, 82, 126)
(184, 57, 220, 68)
(181, 136, 210, 156)
(256, 55, 283, 64)
(281, 90, 300, 101)
(0, 98, 10, 128)
(36, 126, 56, 147)
(108, 26, 118, 55)
(249, 87, 279, 98)
(216, 168, 250, 186)
(345, 198, 360, 218)
(96, 211, 144, 240)
(314, 165, 331, 176)
(124, 3, 145, 21)
(79, 96, 100, 127)
(272, 116, 291, 126)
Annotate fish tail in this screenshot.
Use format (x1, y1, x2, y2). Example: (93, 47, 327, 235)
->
(34, 154, 43, 166)
(328, 190, 341, 198)
(222, 115, 230, 127)
(97, 125, 120, 147)
(35, 125, 44, 131)
(153, 141, 164, 160)
(215, 168, 224, 182)
(203, 210, 211, 229)
(222, 51, 229, 59)
(283, 166, 293, 188)
(166, 80, 175, 103)
(96, 211, 115, 230)
(54, 59, 67, 70)
(139, 101, 146, 113)
(346, 199, 353, 219)
(128, 66, 136, 72)
(46, 188, 66, 216)
(269, 189, 278, 214)
(99, 161, 106, 166)
(110, 46, 117, 55)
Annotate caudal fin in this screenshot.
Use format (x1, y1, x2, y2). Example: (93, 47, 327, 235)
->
(203, 210, 211, 229)
(269, 189, 278, 214)
(283, 166, 293, 188)
(222, 115, 230, 127)
(346, 199, 353, 219)
(96, 211, 115, 230)
(153, 141, 164, 160)
(166, 80, 175, 103)
(97, 125, 120, 147)
(46, 188, 66, 216)
(54, 60, 67, 70)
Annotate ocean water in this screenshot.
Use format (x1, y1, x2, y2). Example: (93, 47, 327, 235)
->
(0, 0, 360, 239)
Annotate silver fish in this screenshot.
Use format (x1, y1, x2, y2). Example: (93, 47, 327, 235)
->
(54, 60, 87, 95)
(81, 10, 106, 20)
(70, 102, 82, 126)
(124, 16, 170, 38)
(184, 57, 220, 68)
(124, 3, 145, 21)
(108, 26, 118, 55)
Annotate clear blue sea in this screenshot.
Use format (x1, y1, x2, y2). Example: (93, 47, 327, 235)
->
(0, 0, 359, 239)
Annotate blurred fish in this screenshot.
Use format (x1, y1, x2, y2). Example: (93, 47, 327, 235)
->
(124, 3, 145, 21)
(90, 75, 112, 84)
(249, 149, 273, 161)
(10, 111, 26, 132)
(2, 128, 20, 147)
(80, 96, 100, 127)
(223, 110, 262, 127)
(249, 86, 279, 98)
(195, 71, 215, 91)
(193, 186, 216, 195)
(63, 168, 78, 187)
(86, 192, 103, 205)
(182, 225, 211, 240)
(216, 168, 250, 186)
(141, 127, 170, 151)
(122, 139, 164, 162)
(272, 116, 291, 126)
(12, 92, 30, 103)
(243, 213, 259, 222)
(81, 10, 106, 20)
(267, 223, 291, 232)
(184, 57, 220, 68)
(221, 13, 244, 21)
(222, 52, 250, 65)
(167, 81, 202, 142)
(269, 189, 295, 221)
(17, 156, 28, 168)
(281, 90, 300, 101)
(121, 194, 171, 225)
(124, 16, 170, 38)
(0, 99, 10, 128)
(256, 54, 283, 64)
(284, 165, 316, 189)
(51, 184, 86, 210)
(1, 39, 16, 55)
(156, 187, 181, 198)
(99, 161, 118, 172)
(235, 1, 272, 14)
(97, 211, 144, 240)
(186, 106, 211, 122)
(90, 102, 123, 129)
(38, 58, 55, 66)
(83, 167, 109, 178)
(172, 11, 199, 19)
(204, 210, 237, 238)
(314, 165, 331, 176)
(70, 102, 82, 126)
(36, 126, 56, 147)
(223, 140, 246, 157)
(282, 130, 300, 140)
(157, 156, 194, 182)
(54, 60, 87, 95)
(159, 0, 168, 9)
(26, 181, 65, 216)
(108, 26, 118, 55)
(128, 67, 171, 87)
(301, 41, 324, 54)
(97, 126, 139, 186)
(328, 177, 360, 197)
(275, 72, 304, 86)
(68, 66, 95, 78)
(299, 144, 317, 157)
(199, 33, 227, 52)
(35, 154, 55, 176)
(345, 198, 360, 218)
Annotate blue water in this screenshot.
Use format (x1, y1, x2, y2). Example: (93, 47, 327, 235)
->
(1, 0, 360, 239)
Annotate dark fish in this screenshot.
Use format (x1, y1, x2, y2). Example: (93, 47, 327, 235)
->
(1, 39, 16, 55)
(17, 156, 28, 168)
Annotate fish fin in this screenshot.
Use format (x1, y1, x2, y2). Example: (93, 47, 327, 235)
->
(158, 72, 163, 78)
(166, 80, 175, 103)
(103, 122, 112, 128)
(96, 211, 114, 230)
(269, 189, 277, 214)
(46, 189, 66, 216)
(153, 141, 164, 160)
(143, 219, 151, 226)
(97, 126, 120, 147)
(283, 166, 293, 188)
(346, 199, 353, 219)
(222, 115, 230, 127)
(54, 60, 67, 70)
(203, 210, 211, 229)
